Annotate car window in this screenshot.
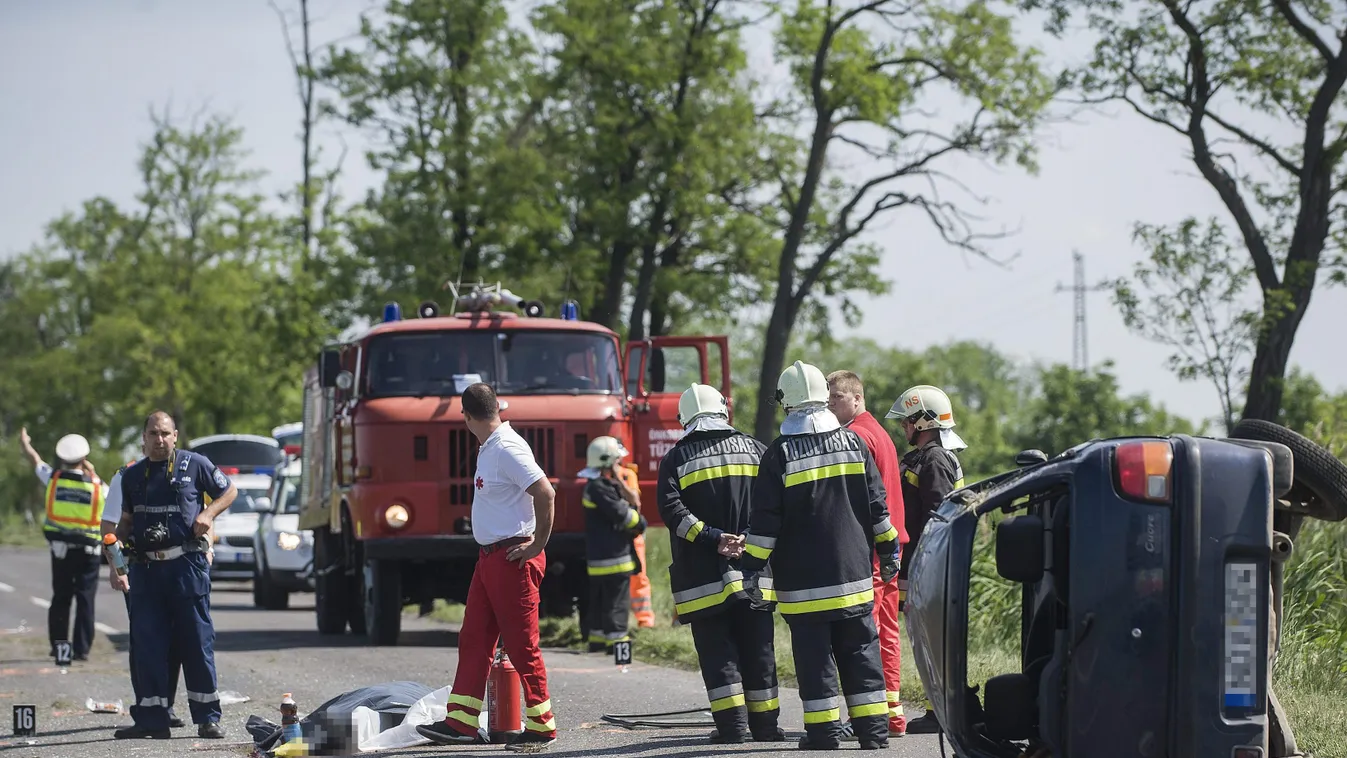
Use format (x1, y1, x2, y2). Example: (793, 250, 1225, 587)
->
(498, 332, 622, 394)
(190, 440, 283, 467)
(228, 488, 270, 514)
(277, 478, 300, 514)
(365, 332, 496, 397)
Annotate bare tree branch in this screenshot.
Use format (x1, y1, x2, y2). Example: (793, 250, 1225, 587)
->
(1269, 0, 1335, 62)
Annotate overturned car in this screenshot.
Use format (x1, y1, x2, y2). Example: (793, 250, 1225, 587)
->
(906, 420, 1346, 758)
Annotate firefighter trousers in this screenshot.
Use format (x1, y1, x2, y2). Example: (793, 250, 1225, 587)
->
(689, 600, 780, 738)
(586, 575, 631, 649)
(788, 612, 888, 746)
(444, 547, 556, 738)
(629, 535, 654, 627)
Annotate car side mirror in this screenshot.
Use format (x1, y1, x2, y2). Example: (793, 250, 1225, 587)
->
(1015, 449, 1049, 467)
(253, 496, 273, 513)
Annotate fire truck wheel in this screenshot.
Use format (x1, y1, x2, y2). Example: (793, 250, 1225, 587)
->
(314, 528, 350, 635)
(363, 558, 403, 646)
(1231, 419, 1347, 522)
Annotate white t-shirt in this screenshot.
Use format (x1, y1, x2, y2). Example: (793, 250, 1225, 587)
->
(471, 422, 547, 546)
(102, 471, 124, 524)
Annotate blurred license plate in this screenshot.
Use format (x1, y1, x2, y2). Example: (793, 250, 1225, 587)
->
(1223, 562, 1259, 712)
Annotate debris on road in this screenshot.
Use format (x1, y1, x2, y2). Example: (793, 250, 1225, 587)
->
(246, 681, 447, 755)
(220, 691, 252, 705)
(85, 697, 123, 713)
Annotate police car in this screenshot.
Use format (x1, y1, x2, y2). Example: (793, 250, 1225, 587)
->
(185, 434, 285, 582)
(252, 456, 315, 610)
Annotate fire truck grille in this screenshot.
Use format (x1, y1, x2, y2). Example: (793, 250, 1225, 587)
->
(446, 426, 557, 506)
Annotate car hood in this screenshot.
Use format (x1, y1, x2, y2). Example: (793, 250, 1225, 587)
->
(214, 513, 260, 537)
(265, 514, 303, 534)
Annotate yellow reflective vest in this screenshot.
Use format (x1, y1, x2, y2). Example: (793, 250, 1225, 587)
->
(43, 470, 105, 543)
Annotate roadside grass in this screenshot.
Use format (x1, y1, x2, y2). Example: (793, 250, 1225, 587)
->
(527, 526, 1345, 754)
(0, 511, 46, 547)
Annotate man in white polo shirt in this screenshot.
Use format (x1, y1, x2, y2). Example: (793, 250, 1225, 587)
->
(419, 383, 559, 752)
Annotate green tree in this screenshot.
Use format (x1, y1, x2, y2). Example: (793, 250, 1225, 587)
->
(1112, 217, 1260, 433)
(1030, 0, 1347, 422)
(1012, 361, 1201, 457)
(319, 0, 558, 314)
(752, 0, 1055, 441)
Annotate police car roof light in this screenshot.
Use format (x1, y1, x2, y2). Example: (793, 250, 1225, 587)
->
(383, 302, 402, 322)
(220, 466, 240, 475)
(283, 444, 300, 456)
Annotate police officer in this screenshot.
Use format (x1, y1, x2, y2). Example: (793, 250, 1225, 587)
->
(109, 411, 235, 740)
(102, 455, 198, 730)
(886, 383, 966, 735)
(739, 362, 901, 751)
(657, 383, 783, 745)
(578, 436, 647, 653)
(18, 427, 108, 662)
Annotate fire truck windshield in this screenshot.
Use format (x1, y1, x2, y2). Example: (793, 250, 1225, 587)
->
(364, 330, 622, 397)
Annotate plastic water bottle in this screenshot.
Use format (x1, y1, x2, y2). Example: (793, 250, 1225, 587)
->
(280, 693, 301, 743)
(102, 534, 128, 575)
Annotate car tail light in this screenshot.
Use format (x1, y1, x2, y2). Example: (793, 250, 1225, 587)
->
(1115, 440, 1173, 503)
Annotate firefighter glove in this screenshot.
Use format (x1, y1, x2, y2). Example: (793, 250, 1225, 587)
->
(742, 571, 770, 612)
(879, 554, 900, 583)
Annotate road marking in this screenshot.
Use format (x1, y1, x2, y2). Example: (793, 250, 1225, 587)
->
(0, 581, 13, 592)
(95, 622, 120, 635)
(29, 597, 51, 609)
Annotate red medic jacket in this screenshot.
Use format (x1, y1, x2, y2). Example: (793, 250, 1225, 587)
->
(846, 411, 909, 547)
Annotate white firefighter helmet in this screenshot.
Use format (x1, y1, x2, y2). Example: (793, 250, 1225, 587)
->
(887, 385, 957, 430)
(586, 435, 629, 469)
(55, 433, 91, 464)
(776, 360, 829, 410)
(679, 383, 729, 426)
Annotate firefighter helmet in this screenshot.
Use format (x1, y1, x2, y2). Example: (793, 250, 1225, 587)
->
(586, 435, 629, 469)
(776, 360, 829, 410)
(887, 385, 957, 431)
(679, 383, 729, 426)
(55, 433, 91, 464)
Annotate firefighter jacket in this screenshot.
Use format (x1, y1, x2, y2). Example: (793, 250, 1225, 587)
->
(656, 427, 766, 622)
(583, 476, 646, 577)
(740, 427, 901, 622)
(900, 440, 965, 546)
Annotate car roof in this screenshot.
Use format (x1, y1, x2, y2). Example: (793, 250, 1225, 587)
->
(188, 434, 279, 448)
(272, 422, 302, 437)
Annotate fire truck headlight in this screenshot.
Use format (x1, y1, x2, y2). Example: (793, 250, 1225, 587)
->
(384, 503, 410, 529)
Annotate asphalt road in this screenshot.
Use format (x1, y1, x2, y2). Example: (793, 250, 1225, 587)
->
(0, 545, 944, 756)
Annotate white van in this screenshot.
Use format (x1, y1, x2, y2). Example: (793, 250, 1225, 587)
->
(253, 457, 314, 609)
(186, 434, 283, 582)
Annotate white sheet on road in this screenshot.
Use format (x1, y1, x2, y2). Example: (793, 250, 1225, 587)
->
(350, 684, 450, 752)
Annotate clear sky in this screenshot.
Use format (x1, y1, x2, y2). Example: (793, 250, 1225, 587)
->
(3, 0, 1344, 429)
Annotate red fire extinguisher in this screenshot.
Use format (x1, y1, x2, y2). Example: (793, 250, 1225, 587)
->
(486, 641, 523, 743)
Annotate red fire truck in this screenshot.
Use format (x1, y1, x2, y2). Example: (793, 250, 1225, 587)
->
(297, 284, 732, 645)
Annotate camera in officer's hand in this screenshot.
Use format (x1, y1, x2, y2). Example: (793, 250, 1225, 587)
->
(143, 522, 171, 548)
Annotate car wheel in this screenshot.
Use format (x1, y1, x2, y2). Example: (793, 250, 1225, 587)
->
(1230, 419, 1347, 522)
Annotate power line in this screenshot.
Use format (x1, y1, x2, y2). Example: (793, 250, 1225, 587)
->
(1054, 251, 1109, 372)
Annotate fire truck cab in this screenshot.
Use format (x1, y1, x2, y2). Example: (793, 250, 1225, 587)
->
(298, 285, 731, 645)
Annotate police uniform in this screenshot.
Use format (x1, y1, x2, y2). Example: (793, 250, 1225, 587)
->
(104, 462, 185, 729)
(740, 426, 901, 749)
(897, 439, 964, 608)
(657, 423, 782, 742)
(119, 449, 231, 734)
(581, 475, 646, 651)
(40, 466, 106, 661)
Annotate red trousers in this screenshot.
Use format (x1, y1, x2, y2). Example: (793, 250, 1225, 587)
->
(872, 559, 905, 733)
(443, 547, 556, 738)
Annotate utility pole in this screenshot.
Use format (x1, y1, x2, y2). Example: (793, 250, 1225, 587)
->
(1055, 251, 1108, 372)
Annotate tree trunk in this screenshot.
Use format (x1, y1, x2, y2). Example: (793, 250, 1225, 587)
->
(1242, 289, 1313, 421)
(753, 299, 797, 441)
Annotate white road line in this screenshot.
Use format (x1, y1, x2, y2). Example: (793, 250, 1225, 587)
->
(94, 622, 120, 635)
(0, 581, 14, 592)
(29, 596, 51, 609)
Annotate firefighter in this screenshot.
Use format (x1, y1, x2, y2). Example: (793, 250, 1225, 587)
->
(827, 370, 908, 737)
(18, 427, 108, 663)
(657, 383, 783, 744)
(624, 459, 656, 629)
(739, 361, 901, 751)
(886, 383, 966, 735)
(578, 436, 647, 652)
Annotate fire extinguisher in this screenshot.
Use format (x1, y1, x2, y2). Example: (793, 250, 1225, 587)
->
(486, 641, 523, 743)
